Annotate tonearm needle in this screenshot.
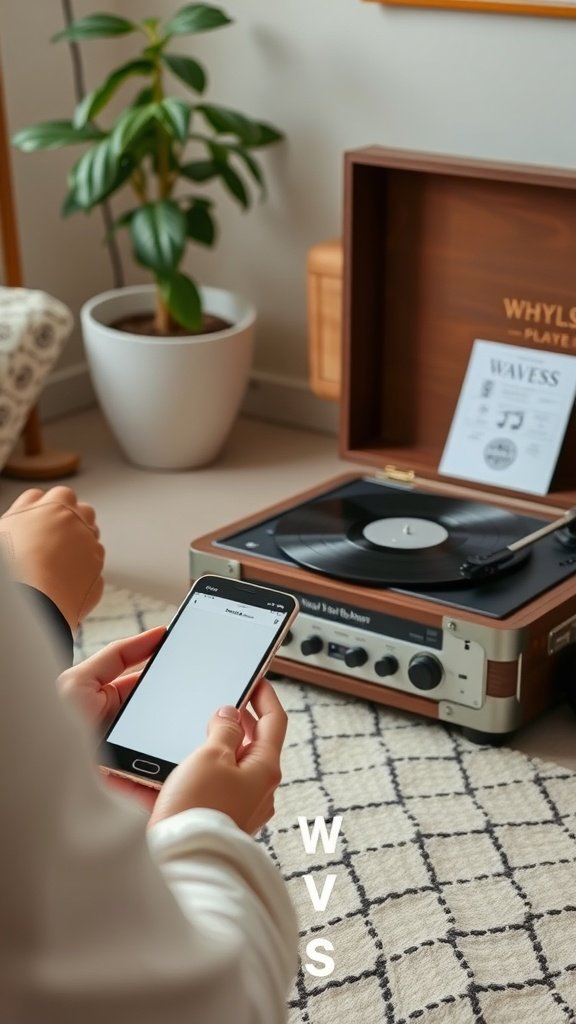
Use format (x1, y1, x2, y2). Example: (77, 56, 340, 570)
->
(460, 506, 576, 581)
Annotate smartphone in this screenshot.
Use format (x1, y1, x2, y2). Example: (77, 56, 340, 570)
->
(99, 575, 299, 788)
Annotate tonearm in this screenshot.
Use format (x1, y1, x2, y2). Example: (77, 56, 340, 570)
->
(460, 506, 576, 580)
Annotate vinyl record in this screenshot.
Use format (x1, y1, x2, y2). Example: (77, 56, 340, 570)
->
(274, 489, 528, 586)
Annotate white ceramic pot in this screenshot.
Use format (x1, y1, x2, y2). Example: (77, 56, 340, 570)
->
(81, 284, 255, 469)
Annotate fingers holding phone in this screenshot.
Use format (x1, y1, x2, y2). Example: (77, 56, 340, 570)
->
(99, 575, 298, 790)
(97, 575, 298, 831)
(212, 680, 287, 833)
(150, 679, 287, 835)
(236, 680, 287, 831)
(58, 626, 167, 726)
(241, 678, 288, 766)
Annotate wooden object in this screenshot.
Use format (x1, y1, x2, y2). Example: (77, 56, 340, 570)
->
(342, 145, 576, 508)
(0, 54, 79, 479)
(361, 0, 576, 18)
(307, 239, 343, 400)
(190, 470, 576, 730)
(190, 146, 576, 737)
(2, 426, 80, 479)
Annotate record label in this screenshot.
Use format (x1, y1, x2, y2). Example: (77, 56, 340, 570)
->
(362, 517, 449, 550)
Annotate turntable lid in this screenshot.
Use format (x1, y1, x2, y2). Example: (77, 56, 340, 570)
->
(341, 146, 576, 509)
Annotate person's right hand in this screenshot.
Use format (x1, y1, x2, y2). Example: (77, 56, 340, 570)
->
(149, 680, 287, 835)
(0, 486, 105, 631)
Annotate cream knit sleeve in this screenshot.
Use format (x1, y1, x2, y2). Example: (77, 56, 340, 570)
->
(0, 567, 297, 1024)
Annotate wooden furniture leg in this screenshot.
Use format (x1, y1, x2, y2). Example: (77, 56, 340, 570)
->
(0, 51, 80, 480)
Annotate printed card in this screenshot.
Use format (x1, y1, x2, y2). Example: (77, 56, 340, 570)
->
(439, 339, 576, 495)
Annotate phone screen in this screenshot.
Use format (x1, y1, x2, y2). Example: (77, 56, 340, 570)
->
(101, 576, 297, 783)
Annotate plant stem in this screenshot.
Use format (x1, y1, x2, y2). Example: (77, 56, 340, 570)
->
(155, 286, 171, 335)
(145, 27, 173, 335)
(61, 0, 124, 290)
(130, 168, 148, 205)
(150, 44, 170, 200)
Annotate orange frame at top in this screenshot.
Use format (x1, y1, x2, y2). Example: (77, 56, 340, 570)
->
(363, 0, 576, 16)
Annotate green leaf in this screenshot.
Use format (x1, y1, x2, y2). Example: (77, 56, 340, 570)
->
(11, 120, 105, 151)
(180, 159, 219, 182)
(163, 4, 232, 38)
(132, 87, 155, 108)
(229, 145, 264, 191)
(61, 190, 85, 217)
(159, 271, 202, 332)
(161, 53, 206, 94)
(142, 42, 164, 61)
(73, 60, 153, 129)
(245, 122, 284, 149)
(130, 200, 186, 275)
(196, 112, 283, 150)
(207, 141, 227, 163)
(185, 200, 216, 246)
(183, 142, 264, 197)
(197, 104, 262, 145)
(52, 14, 137, 43)
(155, 98, 191, 142)
(218, 163, 249, 209)
(202, 140, 264, 192)
(69, 137, 134, 209)
(197, 105, 284, 148)
(110, 104, 156, 154)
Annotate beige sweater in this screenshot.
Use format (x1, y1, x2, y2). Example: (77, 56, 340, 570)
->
(0, 568, 298, 1024)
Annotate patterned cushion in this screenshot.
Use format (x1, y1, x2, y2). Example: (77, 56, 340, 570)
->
(0, 287, 73, 469)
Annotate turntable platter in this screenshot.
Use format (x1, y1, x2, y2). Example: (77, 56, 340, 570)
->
(274, 490, 528, 586)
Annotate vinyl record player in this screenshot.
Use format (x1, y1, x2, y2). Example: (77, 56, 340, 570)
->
(190, 147, 576, 743)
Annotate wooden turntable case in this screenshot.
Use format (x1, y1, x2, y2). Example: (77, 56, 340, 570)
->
(192, 147, 576, 736)
(341, 146, 576, 506)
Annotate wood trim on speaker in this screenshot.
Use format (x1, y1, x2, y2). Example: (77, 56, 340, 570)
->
(486, 660, 518, 698)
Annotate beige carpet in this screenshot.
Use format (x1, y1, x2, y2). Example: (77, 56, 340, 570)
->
(76, 586, 576, 1024)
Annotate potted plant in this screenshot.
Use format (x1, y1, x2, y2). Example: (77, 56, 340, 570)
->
(12, 4, 283, 468)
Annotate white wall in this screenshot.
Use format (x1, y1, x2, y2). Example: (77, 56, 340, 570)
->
(2, 0, 576, 418)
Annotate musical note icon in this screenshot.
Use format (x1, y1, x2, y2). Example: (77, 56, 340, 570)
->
(496, 410, 524, 430)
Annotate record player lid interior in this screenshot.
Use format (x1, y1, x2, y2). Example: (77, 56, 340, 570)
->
(340, 146, 576, 510)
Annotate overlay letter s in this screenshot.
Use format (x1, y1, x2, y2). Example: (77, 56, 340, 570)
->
(305, 938, 335, 977)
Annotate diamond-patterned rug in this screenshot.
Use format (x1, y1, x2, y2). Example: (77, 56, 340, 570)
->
(76, 586, 576, 1023)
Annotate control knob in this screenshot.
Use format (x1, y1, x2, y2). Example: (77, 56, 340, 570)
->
(281, 630, 293, 646)
(300, 635, 323, 656)
(344, 647, 368, 669)
(374, 655, 399, 678)
(408, 654, 443, 691)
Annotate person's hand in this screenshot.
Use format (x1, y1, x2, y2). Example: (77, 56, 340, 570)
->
(0, 486, 106, 631)
(149, 679, 287, 835)
(58, 626, 167, 813)
(57, 626, 166, 724)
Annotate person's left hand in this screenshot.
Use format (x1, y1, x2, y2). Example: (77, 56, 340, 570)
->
(57, 626, 166, 726)
(58, 626, 167, 812)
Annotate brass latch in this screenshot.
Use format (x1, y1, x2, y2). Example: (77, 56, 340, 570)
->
(379, 465, 416, 483)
